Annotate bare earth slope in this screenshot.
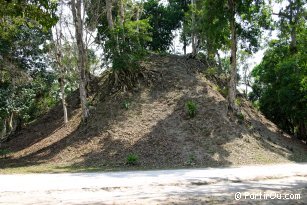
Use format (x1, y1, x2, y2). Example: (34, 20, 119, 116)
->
(1, 55, 306, 170)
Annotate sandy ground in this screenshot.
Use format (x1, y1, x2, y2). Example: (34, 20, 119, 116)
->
(0, 163, 307, 204)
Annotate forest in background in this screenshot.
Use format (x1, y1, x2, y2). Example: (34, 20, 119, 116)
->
(0, 0, 306, 145)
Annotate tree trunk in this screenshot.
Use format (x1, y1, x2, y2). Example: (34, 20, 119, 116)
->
(244, 67, 248, 98)
(191, 0, 196, 56)
(60, 77, 68, 124)
(216, 51, 223, 73)
(106, 0, 114, 29)
(289, 0, 297, 53)
(119, 0, 125, 26)
(298, 120, 306, 141)
(55, 28, 69, 124)
(8, 112, 13, 131)
(0, 120, 6, 140)
(71, 0, 89, 121)
(228, 0, 238, 112)
(183, 38, 187, 55)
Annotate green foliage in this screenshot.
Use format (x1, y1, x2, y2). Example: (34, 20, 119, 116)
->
(142, 0, 188, 52)
(107, 19, 152, 71)
(0, 70, 58, 130)
(214, 86, 228, 98)
(236, 112, 245, 122)
(250, 28, 307, 139)
(235, 98, 242, 107)
(0, 0, 58, 137)
(186, 153, 196, 166)
(184, 0, 271, 59)
(126, 153, 139, 165)
(205, 67, 218, 77)
(122, 100, 130, 110)
(0, 0, 57, 63)
(0, 149, 11, 158)
(186, 100, 197, 118)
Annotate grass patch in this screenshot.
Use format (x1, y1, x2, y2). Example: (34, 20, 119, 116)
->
(186, 100, 197, 118)
(126, 154, 139, 166)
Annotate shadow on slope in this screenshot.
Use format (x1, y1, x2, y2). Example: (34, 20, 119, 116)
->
(1, 55, 306, 170)
(1, 90, 79, 152)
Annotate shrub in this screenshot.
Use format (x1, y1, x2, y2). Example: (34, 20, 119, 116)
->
(187, 154, 196, 166)
(186, 100, 197, 118)
(126, 153, 138, 165)
(206, 67, 217, 76)
(236, 112, 245, 122)
(214, 86, 228, 97)
(235, 98, 242, 106)
(122, 100, 130, 110)
(0, 149, 11, 158)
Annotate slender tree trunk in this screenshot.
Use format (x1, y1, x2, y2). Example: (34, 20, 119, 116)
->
(60, 77, 68, 124)
(55, 29, 69, 124)
(71, 0, 89, 121)
(289, 0, 297, 53)
(0, 120, 6, 140)
(119, 0, 125, 26)
(191, 0, 196, 55)
(183, 37, 187, 55)
(106, 0, 114, 29)
(298, 120, 306, 141)
(8, 112, 13, 131)
(216, 51, 223, 73)
(244, 67, 248, 98)
(228, 0, 238, 112)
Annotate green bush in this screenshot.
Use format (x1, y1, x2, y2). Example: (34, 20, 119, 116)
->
(186, 100, 197, 118)
(126, 153, 138, 165)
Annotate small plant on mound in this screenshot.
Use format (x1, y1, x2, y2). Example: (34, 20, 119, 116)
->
(186, 100, 197, 118)
(186, 154, 196, 166)
(122, 100, 130, 110)
(126, 153, 139, 165)
(205, 67, 217, 77)
(214, 85, 228, 97)
(236, 112, 245, 123)
(235, 98, 242, 106)
(0, 149, 11, 159)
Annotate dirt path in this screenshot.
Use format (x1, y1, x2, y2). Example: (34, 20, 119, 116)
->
(0, 163, 306, 204)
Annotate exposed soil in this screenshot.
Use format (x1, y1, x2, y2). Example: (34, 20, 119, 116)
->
(1, 54, 306, 170)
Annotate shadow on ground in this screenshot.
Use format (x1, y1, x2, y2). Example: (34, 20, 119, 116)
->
(1, 55, 306, 170)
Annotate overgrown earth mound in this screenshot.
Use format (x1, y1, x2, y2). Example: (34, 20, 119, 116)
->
(1, 55, 306, 170)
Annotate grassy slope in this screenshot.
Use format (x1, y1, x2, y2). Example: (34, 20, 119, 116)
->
(1, 55, 306, 173)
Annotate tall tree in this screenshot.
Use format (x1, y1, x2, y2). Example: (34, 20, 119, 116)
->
(106, 0, 114, 29)
(250, 0, 306, 140)
(52, 3, 69, 124)
(0, 0, 57, 139)
(71, 0, 89, 121)
(142, 0, 188, 52)
(191, 0, 197, 55)
(274, 0, 305, 53)
(197, 0, 271, 112)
